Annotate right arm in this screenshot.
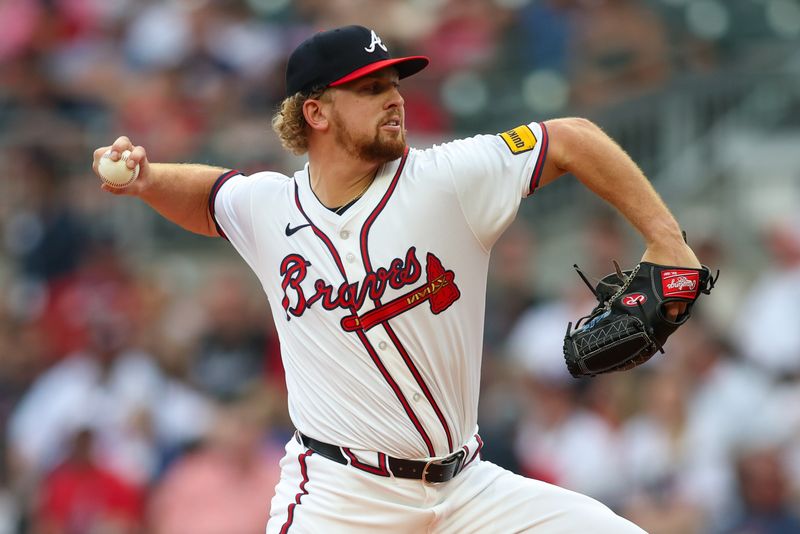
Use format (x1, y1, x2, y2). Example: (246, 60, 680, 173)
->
(92, 136, 228, 237)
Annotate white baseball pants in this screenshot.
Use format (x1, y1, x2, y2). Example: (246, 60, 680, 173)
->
(266, 435, 645, 533)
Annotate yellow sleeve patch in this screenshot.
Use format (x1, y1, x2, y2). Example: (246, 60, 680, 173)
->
(499, 125, 537, 155)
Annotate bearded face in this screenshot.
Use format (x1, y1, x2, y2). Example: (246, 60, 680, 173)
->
(330, 105, 406, 163)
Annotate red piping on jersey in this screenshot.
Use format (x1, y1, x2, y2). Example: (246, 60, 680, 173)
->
(208, 169, 242, 240)
(280, 449, 314, 534)
(342, 447, 390, 477)
(528, 122, 549, 196)
(465, 434, 483, 467)
(359, 147, 455, 454)
(359, 146, 409, 273)
(382, 324, 453, 453)
(293, 180, 436, 457)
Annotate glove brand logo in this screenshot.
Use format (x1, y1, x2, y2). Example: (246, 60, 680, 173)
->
(622, 293, 647, 306)
(661, 270, 699, 298)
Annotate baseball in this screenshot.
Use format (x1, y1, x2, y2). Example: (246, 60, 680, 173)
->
(98, 150, 139, 188)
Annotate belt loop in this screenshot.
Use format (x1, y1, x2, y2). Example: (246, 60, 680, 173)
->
(383, 452, 395, 479)
(340, 447, 353, 467)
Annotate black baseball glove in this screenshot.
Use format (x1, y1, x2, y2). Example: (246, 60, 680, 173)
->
(563, 260, 717, 377)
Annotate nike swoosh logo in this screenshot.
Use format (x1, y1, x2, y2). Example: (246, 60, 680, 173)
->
(285, 223, 310, 236)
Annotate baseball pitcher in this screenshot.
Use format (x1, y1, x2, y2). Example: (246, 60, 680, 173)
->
(93, 25, 709, 533)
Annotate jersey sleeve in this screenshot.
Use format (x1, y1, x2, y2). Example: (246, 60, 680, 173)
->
(208, 170, 261, 272)
(434, 121, 549, 250)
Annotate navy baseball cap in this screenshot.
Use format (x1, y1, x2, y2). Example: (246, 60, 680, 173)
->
(286, 25, 429, 96)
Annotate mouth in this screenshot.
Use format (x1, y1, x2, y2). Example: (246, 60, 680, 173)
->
(381, 117, 402, 132)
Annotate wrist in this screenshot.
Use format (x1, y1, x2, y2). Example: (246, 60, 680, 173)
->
(642, 220, 683, 248)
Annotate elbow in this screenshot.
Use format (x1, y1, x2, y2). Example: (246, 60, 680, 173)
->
(543, 117, 604, 171)
(202, 215, 221, 238)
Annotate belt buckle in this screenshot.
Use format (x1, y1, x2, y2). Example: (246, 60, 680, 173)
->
(422, 450, 465, 485)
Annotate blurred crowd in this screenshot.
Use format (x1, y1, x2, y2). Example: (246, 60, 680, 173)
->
(2, 0, 800, 533)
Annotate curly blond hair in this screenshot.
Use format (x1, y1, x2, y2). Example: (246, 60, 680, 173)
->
(271, 89, 328, 156)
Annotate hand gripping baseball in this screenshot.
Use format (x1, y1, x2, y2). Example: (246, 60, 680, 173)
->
(92, 136, 150, 195)
(563, 258, 718, 378)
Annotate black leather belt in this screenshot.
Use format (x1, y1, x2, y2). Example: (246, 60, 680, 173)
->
(298, 432, 467, 484)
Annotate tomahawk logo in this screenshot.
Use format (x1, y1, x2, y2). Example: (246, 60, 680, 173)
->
(364, 30, 388, 53)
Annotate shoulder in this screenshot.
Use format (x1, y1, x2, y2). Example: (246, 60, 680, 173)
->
(217, 169, 295, 199)
(411, 121, 546, 165)
(231, 170, 293, 187)
(411, 133, 503, 162)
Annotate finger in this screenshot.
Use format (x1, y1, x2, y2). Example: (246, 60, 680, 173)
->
(664, 302, 687, 321)
(110, 136, 133, 160)
(128, 145, 147, 169)
(93, 146, 111, 160)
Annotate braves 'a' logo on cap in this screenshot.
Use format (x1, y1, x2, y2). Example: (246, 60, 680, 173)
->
(365, 30, 388, 53)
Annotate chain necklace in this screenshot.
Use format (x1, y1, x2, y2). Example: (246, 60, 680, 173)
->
(333, 176, 374, 215)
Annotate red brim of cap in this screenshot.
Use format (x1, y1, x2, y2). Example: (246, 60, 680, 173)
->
(329, 56, 430, 87)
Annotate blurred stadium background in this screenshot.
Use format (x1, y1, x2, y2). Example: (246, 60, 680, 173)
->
(2, 0, 800, 533)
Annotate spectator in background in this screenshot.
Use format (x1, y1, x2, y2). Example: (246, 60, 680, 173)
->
(720, 446, 800, 534)
(417, 0, 504, 75)
(621, 367, 720, 534)
(4, 147, 88, 283)
(8, 310, 213, 492)
(148, 391, 283, 534)
(505, 210, 628, 386)
(511, 368, 627, 508)
(568, 0, 671, 108)
(484, 220, 539, 349)
(478, 221, 540, 471)
(689, 229, 743, 338)
(733, 216, 800, 377)
(504, 211, 633, 504)
(619, 319, 775, 532)
(0, 311, 47, 534)
(191, 265, 282, 401)
(511, 0, 574, 74)
(8, 313, 165, 489)
(33, 236, 140, 362)
(33, 429, 143, 534)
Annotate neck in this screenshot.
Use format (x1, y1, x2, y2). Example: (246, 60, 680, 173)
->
(307, 149, 382, 209)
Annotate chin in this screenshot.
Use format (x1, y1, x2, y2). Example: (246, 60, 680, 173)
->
(359, 136, 405, 162)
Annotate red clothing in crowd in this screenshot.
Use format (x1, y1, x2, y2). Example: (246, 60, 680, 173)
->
(37, 461, 143, 533)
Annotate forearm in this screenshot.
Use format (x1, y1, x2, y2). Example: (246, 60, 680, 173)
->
(140, 163, 228, 237)
(544, 118, 683, 246)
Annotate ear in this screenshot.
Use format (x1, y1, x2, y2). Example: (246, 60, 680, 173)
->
(302, 98, 330, 132)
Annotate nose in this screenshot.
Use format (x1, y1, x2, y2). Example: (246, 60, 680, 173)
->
(385, 85, 404, 110)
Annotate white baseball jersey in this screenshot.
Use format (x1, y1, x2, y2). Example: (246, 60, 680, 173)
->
(211, 122, 549, 460)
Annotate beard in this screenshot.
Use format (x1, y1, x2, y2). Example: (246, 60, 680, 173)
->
(331, 109, 406, 162)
